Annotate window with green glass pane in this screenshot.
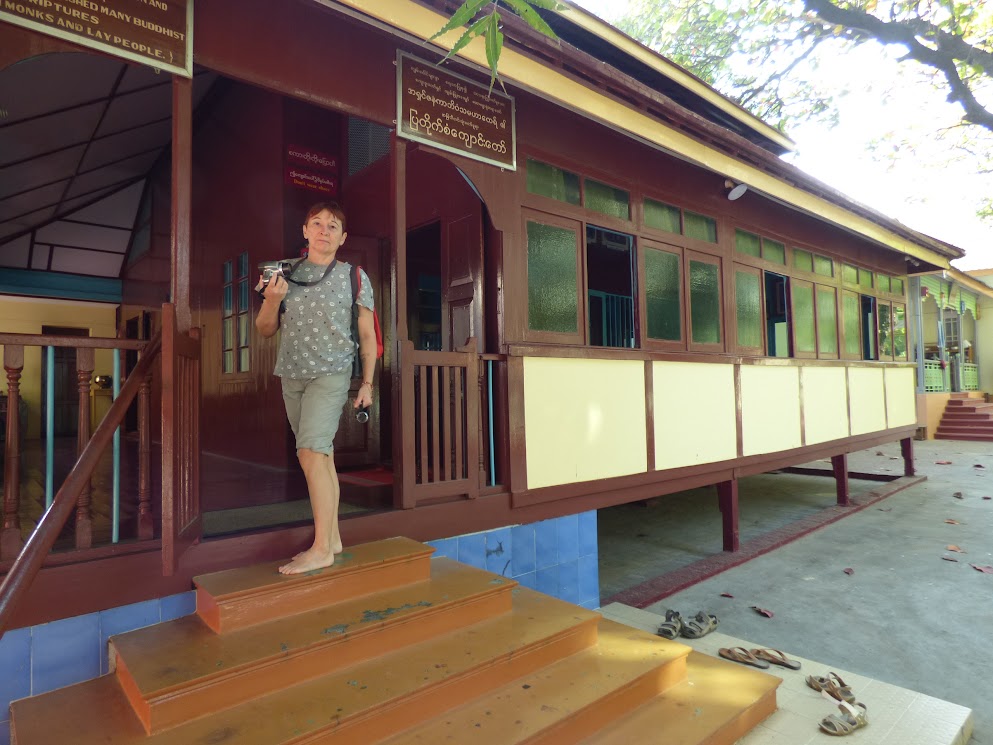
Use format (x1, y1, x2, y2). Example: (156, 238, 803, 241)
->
(763, 239, 785, 265)
(526, 159, 581, 205)
(527, 221, 578, 334)
(584, 179, 630, 220)
(644, 199, 681, 234)
(893, 305, 907, 358)
(645, 248, 681, 341)
(684, 211, 717, 243)
(877, 275, 891, 293)
(793, 285, 816, 353)
(237, 253, 249, 278)
(689, 260, 721, 344)
(859, 269, 874, 290)
(223, 260, 232, 283)
(816, 287, 838, 355)
(735, 229, 761, 258)
(735, 270, 762, 349)
(842, 264, 858, 284)
(793, 249, 813, 272)
(843, 293, 861, 357)
(892, 278, 905, 296)
(814, 255, 833, 277)
(878, 303, 892, 357)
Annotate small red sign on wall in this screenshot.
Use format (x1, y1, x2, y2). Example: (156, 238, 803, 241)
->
(286, 145, 338, 171)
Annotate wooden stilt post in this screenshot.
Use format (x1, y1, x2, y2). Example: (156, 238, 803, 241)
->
(2, 346, 24, 560)
(717, 479, 739, 552)
(900, 437, 915, 477)
(832, 453, 850, 506)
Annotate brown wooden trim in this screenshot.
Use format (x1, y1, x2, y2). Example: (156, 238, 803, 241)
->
(520, 209, 585, 346)
(639, 240, 686, 352)
(171, 77, 192, 333)
(731, 263, 765, 355)
(840, 289, 862, 361)
(791, 278, 817, 359)
(644, 360, 655, 472)
(392, 136, 408, 509)
(0, 335, 147, 350)
(685, 249, 724, 353)
(506, 355, 528, 497)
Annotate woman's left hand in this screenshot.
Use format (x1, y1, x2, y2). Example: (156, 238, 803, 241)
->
(354, 383, 373, 409)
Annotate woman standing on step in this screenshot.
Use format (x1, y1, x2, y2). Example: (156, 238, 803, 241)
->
(255, 202, 377, 575)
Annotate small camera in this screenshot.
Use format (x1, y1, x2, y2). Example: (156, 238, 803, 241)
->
(257, 260, 293, 298)
(355, 406, 370, 424)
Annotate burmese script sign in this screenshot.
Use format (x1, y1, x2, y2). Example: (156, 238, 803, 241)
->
(1, 0, 192, 77)
(397, 51, 516, 171)
(284, 144, 338, 196)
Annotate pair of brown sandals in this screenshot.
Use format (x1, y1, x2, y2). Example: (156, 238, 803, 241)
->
(717, 646, 800, 670)
(655, 610, 718, 640)
(807, 672, 869, 736)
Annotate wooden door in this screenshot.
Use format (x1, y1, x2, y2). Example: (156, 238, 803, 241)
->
(444, 209, 484, 353)
(161, 303, 202, 575)
(333, 234, 382, 468)
(40, 326, 88, 437)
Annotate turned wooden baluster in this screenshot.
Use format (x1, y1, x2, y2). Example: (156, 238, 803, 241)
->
(137, 372, 153, 539)
(2, 345, 24, 560)
(74, 348, 94, 549)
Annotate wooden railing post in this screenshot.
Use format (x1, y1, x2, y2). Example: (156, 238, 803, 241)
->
(74, 348, 95, 549)
(2, 345, 24, 561)
(137, 372, 153, 540)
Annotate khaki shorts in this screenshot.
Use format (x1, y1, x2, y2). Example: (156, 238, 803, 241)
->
(281, 373, 350, 455)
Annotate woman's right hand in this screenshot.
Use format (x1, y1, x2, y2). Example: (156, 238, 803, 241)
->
(261, 274, 288, 303)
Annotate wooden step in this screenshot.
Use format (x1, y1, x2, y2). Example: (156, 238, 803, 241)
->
(194, 536, 433, 633)
(11, 587, 604, 745)
(936, 432, 993, 442)
(940, 412, 993, 422)
(577, 651, 779, 745)
(112, 558, 515, 734)
(378, 618, 691, 744)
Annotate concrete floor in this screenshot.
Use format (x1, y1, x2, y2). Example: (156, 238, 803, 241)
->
(597, 439, 993, 745)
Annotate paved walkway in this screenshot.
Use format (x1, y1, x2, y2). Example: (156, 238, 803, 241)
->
(597, 439, 993, 745)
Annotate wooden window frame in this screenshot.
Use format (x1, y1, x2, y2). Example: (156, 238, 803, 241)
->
(893, 302, 908, 360)
(640, 239, 685, 352)
(685, 249, 724, 353)
(222, 253, 252, 377)
(522, 209, 586, 346)
(732, 263, 765, 356)
(877, 300, 895, 361)
(840, 289, 862, 361)
(815, 284, 840, 360)
(791, 278, 817, 360)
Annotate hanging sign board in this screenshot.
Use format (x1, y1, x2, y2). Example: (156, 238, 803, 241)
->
(0, 0, 193, 78)
(397, 51, 516, 171)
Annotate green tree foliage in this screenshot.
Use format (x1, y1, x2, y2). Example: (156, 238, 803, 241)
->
(615, 0, 993, 217)
(431, 0, 568, 91)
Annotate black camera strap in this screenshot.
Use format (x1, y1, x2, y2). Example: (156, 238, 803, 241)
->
(285, 258, 337, 287)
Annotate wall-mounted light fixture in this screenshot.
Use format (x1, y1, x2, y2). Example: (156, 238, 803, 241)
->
(724, 179, 748, 201)
(905, 256, 922, 267)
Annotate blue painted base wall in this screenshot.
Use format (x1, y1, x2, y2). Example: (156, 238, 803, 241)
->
(0, 511, 599, 743)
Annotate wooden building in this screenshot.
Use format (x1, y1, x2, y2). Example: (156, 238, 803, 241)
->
(0, 0, 969, 740)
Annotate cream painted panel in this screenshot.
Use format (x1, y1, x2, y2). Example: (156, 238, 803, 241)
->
(885, 367, 917, 428)
(524, 357, 647, 489)
(801, 367, 849, 445)
(848, 367, 887, 435)
(653, 361, 736, 470)
(740, 366, 801, 456)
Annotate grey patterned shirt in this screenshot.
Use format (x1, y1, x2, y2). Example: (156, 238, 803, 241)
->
(273, 259, 374, 379)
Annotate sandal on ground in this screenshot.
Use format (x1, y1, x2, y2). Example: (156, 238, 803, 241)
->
(819, 701, 868, 736)
(680, 611, 719, 639)
(750, 648, 801, 670)
(656, 610, 683, 640)
(718, 647, 770, 669)
(806, 672, 856, 704)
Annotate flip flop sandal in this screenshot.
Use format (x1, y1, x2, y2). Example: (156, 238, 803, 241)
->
(750, 648, 801, 670)
(656, 610, 683, 640)
(806, 672, 856, 704)
(819, 701, 868, 736)
(679, 611, 719, 639)
(718, 647, 770, 669)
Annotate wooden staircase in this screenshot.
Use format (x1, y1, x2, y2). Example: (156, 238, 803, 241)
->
(10, 537, 779, 744)
(936, 393, 993, 442)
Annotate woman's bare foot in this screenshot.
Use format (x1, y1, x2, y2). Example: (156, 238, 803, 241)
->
(279, 547, 335, 575)
(292, 541, 342, 561)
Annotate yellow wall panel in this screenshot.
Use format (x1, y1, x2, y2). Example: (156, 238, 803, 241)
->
(740, 366, 801, 456)
(0, 297, 118, 439)
(653, 361, 736, 470)
(885, 367, 917, 428)
(801, 367, 849, 445)
(524, 357, 647, 489)
(848, 367, 887, 435)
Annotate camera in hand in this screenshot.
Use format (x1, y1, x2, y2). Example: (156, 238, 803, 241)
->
(257, 260, 294, 298)
(356, 406, 370, 424)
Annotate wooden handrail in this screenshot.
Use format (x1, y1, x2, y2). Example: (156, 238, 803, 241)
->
(0, 330, 163, 636)
(0, 334, 147, 350)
